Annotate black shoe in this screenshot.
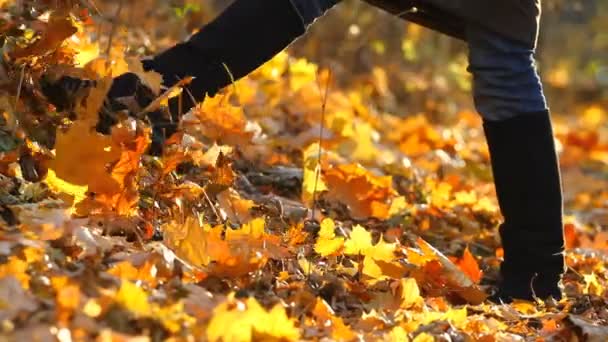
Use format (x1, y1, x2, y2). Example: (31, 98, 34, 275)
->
(483, 110, 565, 303)
(142, 0, 307, 119)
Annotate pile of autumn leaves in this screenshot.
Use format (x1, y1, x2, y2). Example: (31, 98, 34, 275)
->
(2, 3, 608, 341)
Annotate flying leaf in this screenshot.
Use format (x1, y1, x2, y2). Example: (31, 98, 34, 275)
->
(44, 168, 88, 206)
(456, 246, 483, 284)
(191, 94, 253, 146)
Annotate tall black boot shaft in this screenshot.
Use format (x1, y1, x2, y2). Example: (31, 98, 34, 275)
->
(483, 110, 565, 301)
(143, 0, 306, 118)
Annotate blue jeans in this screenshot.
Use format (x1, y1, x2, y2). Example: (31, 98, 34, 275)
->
(290, 0, 548, 121)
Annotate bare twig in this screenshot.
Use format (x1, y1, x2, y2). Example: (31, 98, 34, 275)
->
(310, 69, 332, 221)
(136, 77, 194, 116)
(105, 0, 124, 61)
(15, 65, 25, 109)
(201, 187, 223, 223)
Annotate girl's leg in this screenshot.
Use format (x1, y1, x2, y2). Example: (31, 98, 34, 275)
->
(467, 25, 565, 302)
(145, 0, 340, 116)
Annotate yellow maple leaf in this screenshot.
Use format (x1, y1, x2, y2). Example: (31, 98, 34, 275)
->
(48, 77, 130, 207)
(193, 94, 252, 146)
(0, 257, 30, 289)
(315, 238, 345, 258)
(107, 260, 158, 286)
(153, 301, 196, 334)
(314, 218, 344, 257)
(289, 57, 318, 92)
(226, 217, 265, 240)
(207, 297, 299, 342)
(302, 143, 328, 206)
(344, 224, 373, 255)
(362, 257, 407, 281)
(338, 121, 383, 164)
(251, 51, 288, 80)
(74, 39, 100, 67)
(400, 278, 423, 309)
(44, 168, 88, 206)
(163, 217, 228, 267)
(365, 236, 397, 262)
(115, 280, 151, 317)
(413, 332, 435, 342)
(385, 326, 410, 342)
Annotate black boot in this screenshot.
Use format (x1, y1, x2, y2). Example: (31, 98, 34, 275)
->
(143, 0, 307, 120)
(483, 110, 565, 303)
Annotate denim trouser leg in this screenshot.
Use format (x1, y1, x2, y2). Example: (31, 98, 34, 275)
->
(466, 25, 548, 121)
(290, 0, 339, 27)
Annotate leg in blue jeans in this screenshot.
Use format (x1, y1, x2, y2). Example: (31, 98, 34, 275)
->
(466, 24, 548, 121)
(290, 1, 564, 302)
(466, 25, 565, 301)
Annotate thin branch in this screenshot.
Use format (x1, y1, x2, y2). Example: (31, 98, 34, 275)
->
(310, 69, 332, 221)
(105, 0, 124, 61)
(15, 65, 25, 109)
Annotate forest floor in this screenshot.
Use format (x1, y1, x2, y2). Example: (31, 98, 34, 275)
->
(1, 2, 608, 341)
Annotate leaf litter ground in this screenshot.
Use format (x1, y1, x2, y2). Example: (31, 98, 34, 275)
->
(1, 2, 608, 341)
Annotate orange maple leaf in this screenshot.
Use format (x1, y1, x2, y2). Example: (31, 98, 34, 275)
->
(323, 163, 396, 219)
(456, 246, 483, 284)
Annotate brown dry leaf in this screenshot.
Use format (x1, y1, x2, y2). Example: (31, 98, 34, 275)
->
(193, 144, 234, 167)
(216, 188, 254, 224)
(0, 277, 38, 321)
(11, 15, 77, 58)
(211, 151, 235, 187)
(311, 298, 358, 341)
(568, 315, 608, 342)
(10, 202, 71, 240)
